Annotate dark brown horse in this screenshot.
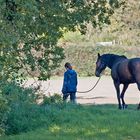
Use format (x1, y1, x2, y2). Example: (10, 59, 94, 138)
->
(95, 53, 140, 109)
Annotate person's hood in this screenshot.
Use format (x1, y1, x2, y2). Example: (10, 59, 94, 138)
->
(67, 69, 76, 75)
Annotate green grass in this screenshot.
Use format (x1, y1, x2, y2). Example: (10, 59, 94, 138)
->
(1, 104, 140, 140)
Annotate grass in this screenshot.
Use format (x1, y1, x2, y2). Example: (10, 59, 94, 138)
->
(1, 104, 140, 140)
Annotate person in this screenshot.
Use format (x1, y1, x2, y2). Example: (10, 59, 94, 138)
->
(62, 62, 78, 103)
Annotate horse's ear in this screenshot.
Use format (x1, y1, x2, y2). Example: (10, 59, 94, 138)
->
(98, 53, 100, 58)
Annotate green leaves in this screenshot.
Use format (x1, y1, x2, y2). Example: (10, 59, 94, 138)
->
(0, 0, 124, 81)
(0, 1, 124, 135)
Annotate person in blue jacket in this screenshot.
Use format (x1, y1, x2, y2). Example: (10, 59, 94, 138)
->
(62, 62, 78, 103)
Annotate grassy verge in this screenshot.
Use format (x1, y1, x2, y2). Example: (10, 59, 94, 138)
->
(2, 104, 140, 140)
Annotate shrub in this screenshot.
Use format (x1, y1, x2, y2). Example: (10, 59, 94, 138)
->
(54, 44, 128, 76)
(0, 82, 63, 135)
(5, 93, 63, 135)
(5, 103, 49, 135)
(0, 82, 39, 135)
(0, 94, 9, 136)
(41, 94, 63, 105)
(1, 82, 37, 105)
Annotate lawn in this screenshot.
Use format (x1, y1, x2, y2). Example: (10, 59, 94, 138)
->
(1, 104, 140, 140)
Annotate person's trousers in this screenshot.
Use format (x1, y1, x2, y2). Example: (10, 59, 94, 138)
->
(63, 92, 76, 103)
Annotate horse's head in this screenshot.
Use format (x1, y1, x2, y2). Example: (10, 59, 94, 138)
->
(95, 53, 107, 77)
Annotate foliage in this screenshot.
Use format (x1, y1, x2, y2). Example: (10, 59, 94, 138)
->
(5, 93, 63, 135)
(91, 0, 140, 46)
(0, 82, 38, 135)
(52, 0, 140, 77)
(2, 82, 38, 105)
(53, 43, 140, 76)
(74, 0, 140, 46)
(41, 94, 62, 105)
(5, 103, 46, 135)
(0, 83, 63, 135)
(1, 104, 140, 140)
(113, 0, 140, 46)
(0, 0, 124, 82)
(0, 94, 9, 136)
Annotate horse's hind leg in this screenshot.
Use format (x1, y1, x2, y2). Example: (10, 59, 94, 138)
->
(120, 84, 129, 109)
(136, 82, 140, 109)
(135, 79, 140, 109)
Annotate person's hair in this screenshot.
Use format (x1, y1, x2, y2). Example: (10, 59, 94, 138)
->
(65, 62, 72, 69)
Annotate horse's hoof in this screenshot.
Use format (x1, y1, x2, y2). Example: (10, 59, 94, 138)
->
(118, 106, 122, 110)
(123, 104, 128, 109)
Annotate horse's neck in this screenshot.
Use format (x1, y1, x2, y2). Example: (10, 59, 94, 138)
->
(106, 55, 126, 69)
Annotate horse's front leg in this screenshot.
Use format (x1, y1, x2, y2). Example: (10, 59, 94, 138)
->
(120, 84, 129, 109)
(114, 80, 122, 109)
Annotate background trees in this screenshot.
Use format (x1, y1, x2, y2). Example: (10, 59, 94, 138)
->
(0, 0, 124, 81)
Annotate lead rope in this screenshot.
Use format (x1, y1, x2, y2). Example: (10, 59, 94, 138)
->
(77, 76, 101, 93)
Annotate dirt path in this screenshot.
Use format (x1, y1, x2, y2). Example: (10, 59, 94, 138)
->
(26, 76, 140, 105)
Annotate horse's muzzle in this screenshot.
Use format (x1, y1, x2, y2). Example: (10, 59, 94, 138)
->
(95, 71, 100, 77)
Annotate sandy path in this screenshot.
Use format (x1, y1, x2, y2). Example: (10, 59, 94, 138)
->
(25, 76, 140, 105)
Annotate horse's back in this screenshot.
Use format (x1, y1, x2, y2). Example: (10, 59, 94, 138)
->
(111, 58, 137, 83)
(113, 58, 140, 83)
(129, 58, 140, 66)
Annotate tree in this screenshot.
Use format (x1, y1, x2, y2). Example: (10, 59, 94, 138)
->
(0, 0, 124, 82)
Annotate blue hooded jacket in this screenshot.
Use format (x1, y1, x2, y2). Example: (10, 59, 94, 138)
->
(62, 69, 77, 94)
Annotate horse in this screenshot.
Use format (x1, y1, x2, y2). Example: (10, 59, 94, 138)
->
(95, 53, 140, 109)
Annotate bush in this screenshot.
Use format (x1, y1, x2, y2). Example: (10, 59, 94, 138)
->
(0, 94, 9, 136)
(1, 82, 37, 105)
(5, 94, 63, 135)
(54, 44, 128, 76)
(60, 31, 85, 43)
(41, 94, 62, 105)
(5, 103, 49, 135)
(0, 82, 39, 135)
(0, 82, 64, 135)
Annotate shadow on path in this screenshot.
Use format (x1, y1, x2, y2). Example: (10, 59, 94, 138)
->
(77, 96, 107, 99)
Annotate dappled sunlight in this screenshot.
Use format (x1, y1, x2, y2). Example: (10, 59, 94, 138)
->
(2, 105, 140, 140)
(100, 128, 109, 134)
(63, 127, 78, 134)
(49, 124, 61, 133)
(48, 122, 111, 138)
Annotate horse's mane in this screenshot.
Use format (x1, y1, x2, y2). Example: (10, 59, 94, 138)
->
(120, 55, 127, 59)
(102, 53, 127, 59)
